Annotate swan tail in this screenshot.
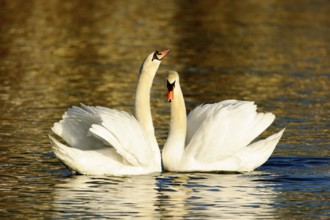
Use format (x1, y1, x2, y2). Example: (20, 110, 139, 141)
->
(49, 135, 82, 174)
(233, 128, 285, 171)
(248, 112, 275, 143)
(50, 135, 126, 175)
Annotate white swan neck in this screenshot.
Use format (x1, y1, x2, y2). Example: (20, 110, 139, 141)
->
(135, 71, 154, 135)
(163, 83, 187, 171)
(135, 62, 161, 167)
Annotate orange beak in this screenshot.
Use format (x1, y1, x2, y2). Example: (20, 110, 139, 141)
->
(156, 49, 170, 60)
(167, 90, 174, 102)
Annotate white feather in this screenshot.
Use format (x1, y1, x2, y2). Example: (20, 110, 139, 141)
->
(50, 105, 157, 175)
(49, 50, 169, 175)
(162, 71, 285, 172)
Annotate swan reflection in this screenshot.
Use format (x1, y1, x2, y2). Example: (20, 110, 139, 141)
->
(158, 172, 278, 219)
(53, 175, 159, 219)
(53, 172, 278, 219)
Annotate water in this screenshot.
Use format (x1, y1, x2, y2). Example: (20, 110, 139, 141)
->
(0, 0, 329, 219)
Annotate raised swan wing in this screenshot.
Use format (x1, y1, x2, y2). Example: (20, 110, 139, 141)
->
(89, 106, 153, 167)
(185, 100, 275, 163)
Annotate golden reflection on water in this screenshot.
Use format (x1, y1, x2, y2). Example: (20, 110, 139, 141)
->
(53, 175, 158, 219)
(52, 173, 278, 219)
(0, 0, 329, 219)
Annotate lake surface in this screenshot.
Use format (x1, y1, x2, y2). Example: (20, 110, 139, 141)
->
(0, 0, 329, 219)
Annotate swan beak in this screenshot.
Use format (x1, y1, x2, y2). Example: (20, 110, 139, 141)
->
(156, 49, 170, 60)
(167, 90, 174, 102)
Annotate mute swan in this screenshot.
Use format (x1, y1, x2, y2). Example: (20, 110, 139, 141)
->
(163, 71, 285, 172)
(49, 49, 170, 175)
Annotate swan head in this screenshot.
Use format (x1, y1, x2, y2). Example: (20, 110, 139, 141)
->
(167, 71, 179, 102)
(139, 49, 170, 75)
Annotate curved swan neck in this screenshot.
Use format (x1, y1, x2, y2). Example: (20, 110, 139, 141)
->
(135, 59, 161, 167)
(134, 49, 170, 169)
(135, 50, 169, 137)
(163, 83, 187, 171)
(135, 69, 155, 135)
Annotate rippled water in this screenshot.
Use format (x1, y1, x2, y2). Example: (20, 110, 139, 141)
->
(0, 0, 329, 219)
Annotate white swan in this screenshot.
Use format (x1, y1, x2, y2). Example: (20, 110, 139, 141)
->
(162, 71, 285, 172)
(49, 49, 170, 175)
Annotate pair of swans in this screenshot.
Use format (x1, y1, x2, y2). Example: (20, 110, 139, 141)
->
(50, 50, 284, 175)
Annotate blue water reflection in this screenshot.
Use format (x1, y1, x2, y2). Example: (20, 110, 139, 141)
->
(52, 156, 329, 219)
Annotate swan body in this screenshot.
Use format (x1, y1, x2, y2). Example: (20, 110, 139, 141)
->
(163, 71, 285, 172)
(50, 50, 169, 175)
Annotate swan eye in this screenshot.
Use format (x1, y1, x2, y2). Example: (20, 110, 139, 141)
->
(167, 80, 175, 91)
(152, 51, 160, 61)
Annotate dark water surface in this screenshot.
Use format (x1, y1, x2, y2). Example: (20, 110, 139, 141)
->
(0, 0, 329, 219)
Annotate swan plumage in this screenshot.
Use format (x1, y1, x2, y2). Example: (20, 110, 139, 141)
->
(162, 71, 284, 172)
(50, 50, 169, 175)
